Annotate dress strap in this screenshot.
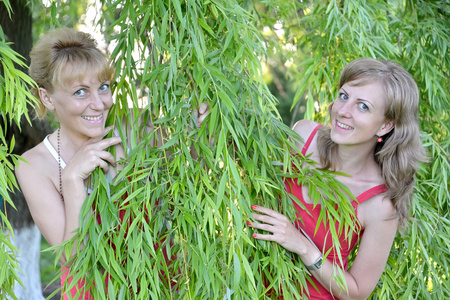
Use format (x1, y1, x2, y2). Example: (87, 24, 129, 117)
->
(301, 124, 323, 155)
(356, 184, 388, 203)
(43, 135, 66, 169)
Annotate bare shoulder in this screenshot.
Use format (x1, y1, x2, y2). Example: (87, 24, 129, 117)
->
(292, 119, 321, 140)
(16, 143, 52, 175)
(17, 144, 44, 172)
(291, 120, 322, 155)
(359, 194, 398, 228)
(15, 142, 59, 202)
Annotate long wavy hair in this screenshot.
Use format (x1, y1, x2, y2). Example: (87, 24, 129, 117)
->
(29, 27, 115, 119)
(317, 58, 427, 230)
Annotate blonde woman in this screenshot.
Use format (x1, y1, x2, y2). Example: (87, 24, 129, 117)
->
(248, 58, 426, 299)
(16, 27, 208, 299)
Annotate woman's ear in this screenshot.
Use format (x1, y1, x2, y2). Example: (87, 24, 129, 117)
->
(378, 119, 395, 137)
(39, 88, 55, 111)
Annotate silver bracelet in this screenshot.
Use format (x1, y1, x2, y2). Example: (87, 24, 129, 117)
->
(298, 227, 324, 270)
(306, 254, 324, 270)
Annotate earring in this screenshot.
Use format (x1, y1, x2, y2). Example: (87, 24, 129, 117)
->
(377, 137, 383, 143)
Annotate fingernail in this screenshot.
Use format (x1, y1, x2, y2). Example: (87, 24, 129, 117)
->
(252, 233, 257, 238)
(251, 205, 257, 209)
(246, 221, 252, 226)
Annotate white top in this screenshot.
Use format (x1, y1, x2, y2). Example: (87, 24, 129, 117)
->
(43, 135, 66, 169)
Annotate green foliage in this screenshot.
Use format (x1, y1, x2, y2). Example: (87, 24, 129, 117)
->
(53, 0, 361, 299)
(30, 0, 89, 39)
(2, 0, 446, 299)
(0, 41, 37, 126)
(250, 0, 450, 298)
(0, 2, 40, 298)
(0, 221, 20, 300)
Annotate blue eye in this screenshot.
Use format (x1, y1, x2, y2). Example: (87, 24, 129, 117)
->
(358, 102, 369, 111)
(339, 93, 348, 100)
(99, 83, 110, 92)
(74, 89, 86, 96)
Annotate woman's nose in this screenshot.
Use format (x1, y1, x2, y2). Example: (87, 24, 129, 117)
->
(89, 92, 104, 110)
(337, 101, 352, 117)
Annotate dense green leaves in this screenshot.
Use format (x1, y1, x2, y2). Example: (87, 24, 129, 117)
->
(51, 0, 364, 299)
(0, 2, 39, 298)
(2, 0, 448, 299)
(59, 0, 449, 298)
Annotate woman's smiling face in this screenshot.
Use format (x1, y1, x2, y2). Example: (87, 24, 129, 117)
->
(48, 63, 113, 140)
(330, 80, 394, 147)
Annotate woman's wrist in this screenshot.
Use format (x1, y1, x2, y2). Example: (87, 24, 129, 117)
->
(296, 240, 323, 266)
(61, 167, 85, 185)
(305, 253, 324, 270)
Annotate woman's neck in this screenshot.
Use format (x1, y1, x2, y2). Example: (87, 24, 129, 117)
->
(335, 143, 379, 177)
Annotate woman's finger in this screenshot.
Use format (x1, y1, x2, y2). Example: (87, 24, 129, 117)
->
(251, 232, 278, 242)
(196, 113, 209, 128)
(251, 205, 287, 220)
(247, 220, 276, 234)
(102, 136, 122, 149)
(98, 151, 117, 166)
(199, 102, 209, 115)
(195, 102, 210, 128)
(251, 212, 278, 226)
(86, 136, 121, 151)
(97, 158, 110, 173)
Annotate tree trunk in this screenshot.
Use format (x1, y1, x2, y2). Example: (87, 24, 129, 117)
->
(6, 225, 45, 300)
(1, 1, 52, 298)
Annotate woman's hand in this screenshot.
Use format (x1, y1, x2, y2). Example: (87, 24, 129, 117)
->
(193, 102, 210, 128)
(63, 126, 122, 182)
(190, 102, 211, 159)
(248, 205, 314, 258)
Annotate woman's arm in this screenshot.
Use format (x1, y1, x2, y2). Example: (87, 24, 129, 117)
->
(15, 129, 121, 263)
(15, 152, 68, 248)
(249, 196, 398, 300)
(15, 150, 86, 264)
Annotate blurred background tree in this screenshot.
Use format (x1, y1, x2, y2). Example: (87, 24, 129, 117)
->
(1, 0, 448, 299)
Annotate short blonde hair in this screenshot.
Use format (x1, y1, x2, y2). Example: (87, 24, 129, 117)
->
(29, 27, 115, 118)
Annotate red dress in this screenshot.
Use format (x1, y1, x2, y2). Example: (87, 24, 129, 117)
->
(60, 205, 129, 300)
(285, 125, 387, 299)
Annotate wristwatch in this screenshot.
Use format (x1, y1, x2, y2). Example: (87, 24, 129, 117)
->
(306, 254, 324, 270)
